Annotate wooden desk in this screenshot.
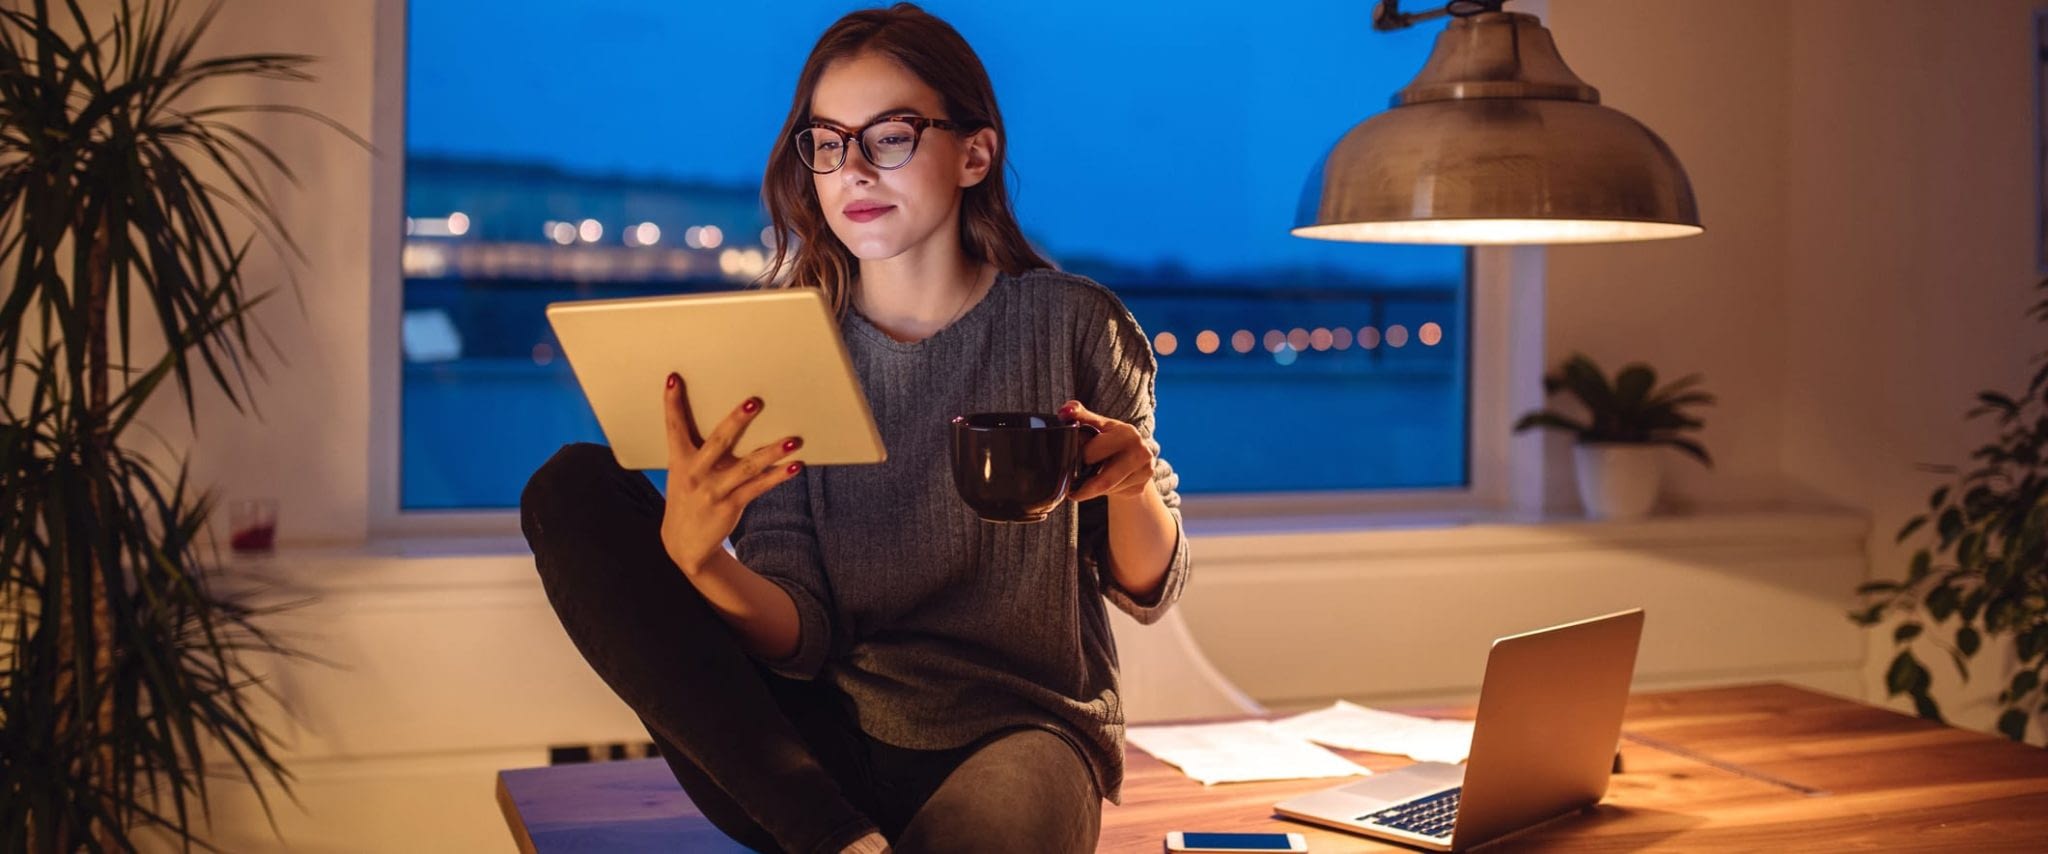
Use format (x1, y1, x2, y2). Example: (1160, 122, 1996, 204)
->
(1111, 682, 2048, 851)
(499, 683, 2048, 851)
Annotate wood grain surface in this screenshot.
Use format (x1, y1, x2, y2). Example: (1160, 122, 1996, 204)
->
(1105, 683, 2048, 852)
(498, 683, 2048, 852)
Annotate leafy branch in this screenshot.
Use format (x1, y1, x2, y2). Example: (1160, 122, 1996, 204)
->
(1851, 277, 2048, 744)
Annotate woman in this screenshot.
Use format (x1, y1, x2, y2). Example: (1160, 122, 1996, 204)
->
(519, 4, 1190, 851)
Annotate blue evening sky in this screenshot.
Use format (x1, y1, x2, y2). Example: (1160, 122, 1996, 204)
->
(406, 0, 1458, 283)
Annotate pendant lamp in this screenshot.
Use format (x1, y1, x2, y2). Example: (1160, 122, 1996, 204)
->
(1293, 1, 1702, 245)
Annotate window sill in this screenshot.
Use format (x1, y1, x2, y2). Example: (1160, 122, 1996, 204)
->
(1183, 502, 1870, 564)
(237, 503, 1869, 594)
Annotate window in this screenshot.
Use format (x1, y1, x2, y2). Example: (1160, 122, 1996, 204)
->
(402, 1, 1466, 510)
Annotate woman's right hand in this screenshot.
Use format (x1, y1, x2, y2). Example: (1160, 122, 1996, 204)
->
(658, 372, 805, 576)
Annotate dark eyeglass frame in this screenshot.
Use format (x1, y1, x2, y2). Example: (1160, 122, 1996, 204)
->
(794, 114, 975, 174)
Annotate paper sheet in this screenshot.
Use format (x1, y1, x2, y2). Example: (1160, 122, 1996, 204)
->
(1125, 720, 1372, 785)
(1273, 700, 1476, 764)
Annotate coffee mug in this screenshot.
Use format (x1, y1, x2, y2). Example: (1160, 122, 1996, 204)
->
(949, 412, 1100, 523)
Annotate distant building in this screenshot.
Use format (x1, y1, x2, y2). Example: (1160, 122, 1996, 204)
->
(397, 155, 1459, 373)
(403, 154, 776, 283)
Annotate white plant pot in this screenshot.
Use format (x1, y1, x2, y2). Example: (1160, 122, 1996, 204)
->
(1573, 443, 1663, 521)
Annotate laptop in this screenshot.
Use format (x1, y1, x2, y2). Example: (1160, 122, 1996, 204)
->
(1273, 608, 1644, 851)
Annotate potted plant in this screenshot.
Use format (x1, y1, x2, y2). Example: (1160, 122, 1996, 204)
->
(0, 1, 354, 848)
(1852, 278, 2048, 744)
(1512, 353, 1716, 520)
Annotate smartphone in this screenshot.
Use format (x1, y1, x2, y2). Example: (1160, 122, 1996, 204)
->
(1164, 831, 1309, 852)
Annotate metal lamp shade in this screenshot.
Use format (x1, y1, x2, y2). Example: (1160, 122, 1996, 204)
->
(1293, 11, 1702, 245)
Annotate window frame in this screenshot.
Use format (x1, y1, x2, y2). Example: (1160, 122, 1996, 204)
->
(366, 0, 1537, 537)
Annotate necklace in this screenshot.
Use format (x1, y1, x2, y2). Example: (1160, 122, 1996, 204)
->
(854, 265, 991, 343)
(940, 266, 992, 330)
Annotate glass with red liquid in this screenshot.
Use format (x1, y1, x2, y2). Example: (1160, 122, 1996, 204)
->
(228, 498, 279, 555)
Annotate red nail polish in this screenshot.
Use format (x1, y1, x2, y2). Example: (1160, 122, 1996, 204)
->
(787, 461, 804, 475)
(1059, 404, 1076, 420)
(666, 373, 679, 389)
(743, 397, 762, 414)
(783, 437, 803, 453)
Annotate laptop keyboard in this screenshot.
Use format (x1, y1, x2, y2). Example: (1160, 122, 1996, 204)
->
(1360, 787, 1460, 840)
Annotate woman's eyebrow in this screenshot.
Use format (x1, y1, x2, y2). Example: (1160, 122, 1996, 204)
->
(810, 105, 925, 126)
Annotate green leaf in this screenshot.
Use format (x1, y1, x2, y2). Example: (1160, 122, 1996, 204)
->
(1984, 557, 2013, 590)
(1512, 411, 1590, 436)
(1930, 486, 1951, 511)
(1937, 508, 1963, 547)
(1848, 602, 1886, 626)
(1640, 409, 1704, 431)
(2020, 624, 2048, 662)
(1560, 355, 1617, 428)
(1910, 691, 1944, 723)
(1908, 550, 1932, 582)
(1650, 391, 1716, 411)
(1895, 515, 1927, 543)
(1664, 437, 1714, 468)
(2012, 670, 2041, 699)
(1988, 592, 2018, 633)
(1956, 531, 1983, 567)
(1960, 589, 1988, 623)
(1886, 650, 1932, 696)
(1956, 626, 1980, 656)
(1960, 485, 1996, 516)
(1650, 372, 1707, 400)
(1614, 365, 1656, 412)
(1894, 623, 1923, 642)
(1856, 580, 1901, 596)
(1996, 709, 2029, 742)
(1927, 585, 1960, 621)
(1978, 391, 2020, 417)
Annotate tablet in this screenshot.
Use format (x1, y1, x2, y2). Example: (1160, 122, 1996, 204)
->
(545, 288, 887, 470)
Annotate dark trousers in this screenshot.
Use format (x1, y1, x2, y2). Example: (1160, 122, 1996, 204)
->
(519, 443, 1101, 853)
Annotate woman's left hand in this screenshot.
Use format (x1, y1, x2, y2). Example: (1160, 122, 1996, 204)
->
(1058, 399, 1156, 503)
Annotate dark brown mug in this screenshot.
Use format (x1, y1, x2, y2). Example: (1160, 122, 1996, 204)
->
(948, 412, 1100, 523)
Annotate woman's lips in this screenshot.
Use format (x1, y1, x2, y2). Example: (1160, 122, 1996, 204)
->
(844, 205, 895, 223)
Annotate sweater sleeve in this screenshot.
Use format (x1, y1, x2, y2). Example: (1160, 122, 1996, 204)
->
(729, 468, 837, 679)
(1072, 286, 1192, 625)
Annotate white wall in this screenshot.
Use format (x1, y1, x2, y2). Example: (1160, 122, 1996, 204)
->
(1542, 0, 1798, 513)
(1545, 0, 2041, 730)
(124, 1, 381, 544)
(1783, 0, 2041, 731)
(56, 0, 2037, 849)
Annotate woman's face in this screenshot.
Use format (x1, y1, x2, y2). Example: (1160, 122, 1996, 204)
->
(806, 51, 992, 262)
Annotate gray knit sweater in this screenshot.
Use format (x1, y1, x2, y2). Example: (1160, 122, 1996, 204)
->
(729, 267, 1191, 804)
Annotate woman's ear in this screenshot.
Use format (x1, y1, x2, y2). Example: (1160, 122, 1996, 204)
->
(958, 125, 997, 189)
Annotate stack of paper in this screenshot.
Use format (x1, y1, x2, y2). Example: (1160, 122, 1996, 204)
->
(1125, 720, 1371, 785)
(1274, 700, 1477, 764)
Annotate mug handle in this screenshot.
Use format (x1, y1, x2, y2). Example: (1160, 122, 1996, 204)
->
(1071, 424, 1103, 486)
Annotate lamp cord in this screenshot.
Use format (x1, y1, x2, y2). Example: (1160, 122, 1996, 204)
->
(1373, 0, 1509, 32)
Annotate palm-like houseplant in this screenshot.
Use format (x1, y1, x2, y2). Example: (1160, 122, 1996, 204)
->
(1852, 278, 2048, 745)
(0, 1, 354, 848)
(1512, 353, 1716, 520)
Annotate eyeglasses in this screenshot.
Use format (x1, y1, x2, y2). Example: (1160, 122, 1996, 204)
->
(793, 115, 973, 174)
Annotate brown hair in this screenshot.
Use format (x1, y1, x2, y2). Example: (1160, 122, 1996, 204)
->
(757, 2, 1052, 317)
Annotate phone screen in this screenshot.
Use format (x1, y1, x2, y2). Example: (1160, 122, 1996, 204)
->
(1180, 833, 1296, 851)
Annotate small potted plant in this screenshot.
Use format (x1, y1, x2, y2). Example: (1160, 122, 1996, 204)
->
(1512, 353, 1716, 520)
